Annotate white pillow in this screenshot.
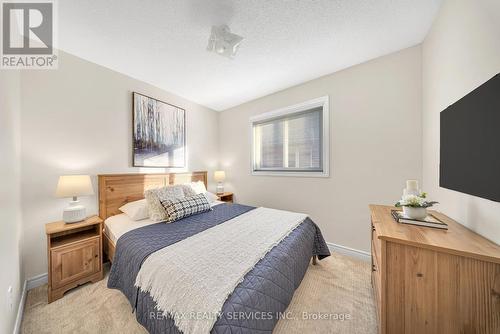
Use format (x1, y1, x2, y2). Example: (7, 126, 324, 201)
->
(186, 181, 218, 203)
(204, 191, 219, 203)
(187, 181, 207, 194)
(119, 199, 149, 221)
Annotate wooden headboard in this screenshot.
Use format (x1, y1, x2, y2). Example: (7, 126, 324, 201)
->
(98, 171, 208, 219)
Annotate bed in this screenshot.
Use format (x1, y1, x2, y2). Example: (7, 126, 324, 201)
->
(99, 172, 330, 334)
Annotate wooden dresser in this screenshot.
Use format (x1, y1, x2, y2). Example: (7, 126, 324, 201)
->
(369, 205, 500, 334)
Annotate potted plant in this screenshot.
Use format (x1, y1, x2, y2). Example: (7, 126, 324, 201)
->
(395, 193, 438, 219)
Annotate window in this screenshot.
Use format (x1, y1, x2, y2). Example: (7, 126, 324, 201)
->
(251, 96, 329, 177)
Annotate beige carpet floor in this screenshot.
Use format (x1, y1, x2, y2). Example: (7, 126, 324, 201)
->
(21, 253, 377, 334)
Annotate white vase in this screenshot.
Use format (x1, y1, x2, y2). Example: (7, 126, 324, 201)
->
(403, 206, 427, 220)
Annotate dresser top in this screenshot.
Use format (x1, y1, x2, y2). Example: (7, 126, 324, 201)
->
(369, 204, 500, 264)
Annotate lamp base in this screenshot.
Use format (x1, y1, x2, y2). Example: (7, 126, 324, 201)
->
(63, 200, 86, 223)
(216, 183, 224, 195)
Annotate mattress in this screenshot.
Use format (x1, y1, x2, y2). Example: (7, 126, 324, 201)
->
(104, 214, 156, 245)
(104, 200, 225, 245)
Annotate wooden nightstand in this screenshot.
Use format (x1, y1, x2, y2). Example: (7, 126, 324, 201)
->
(45, 216, 103, 303)
(217, 192, 234, 203)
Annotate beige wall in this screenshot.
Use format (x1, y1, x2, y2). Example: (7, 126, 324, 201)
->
(20, 51, 219, 278)
(0, 71, 23, 333)
(219, 46, 422, 252)
(422, 0, 500, 244)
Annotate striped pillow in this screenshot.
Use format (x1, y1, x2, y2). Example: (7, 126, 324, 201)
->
(161, 193, 211, 223)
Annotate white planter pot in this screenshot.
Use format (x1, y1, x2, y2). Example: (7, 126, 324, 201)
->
(403, 206, 427, 220)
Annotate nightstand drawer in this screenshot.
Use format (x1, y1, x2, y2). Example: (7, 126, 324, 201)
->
(50, 237, 100, 289)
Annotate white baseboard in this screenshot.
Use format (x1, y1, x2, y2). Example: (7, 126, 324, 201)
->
(13, 280, 27, 334)
(327, 242, 371, 262)
(13, 273, 48, 334)
(26, 273, 48, 290)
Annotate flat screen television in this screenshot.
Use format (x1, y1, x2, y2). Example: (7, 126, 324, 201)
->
(440, 73, 500, 202)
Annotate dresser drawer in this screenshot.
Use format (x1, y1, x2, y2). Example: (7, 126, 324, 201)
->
(371, 221, 382, 265)
(50, 237, 100, 289)
(372, 247, 382, 303)
(372, 251, 382, 329)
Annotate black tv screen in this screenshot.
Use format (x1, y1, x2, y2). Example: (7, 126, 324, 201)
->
(440, 73, 500, 202)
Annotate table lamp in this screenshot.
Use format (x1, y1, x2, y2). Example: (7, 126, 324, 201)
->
(55, 175, 94, 223)
(214, 171, 226, 194)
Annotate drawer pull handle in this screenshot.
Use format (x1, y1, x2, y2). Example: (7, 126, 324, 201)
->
(95, 254, 98, 258)
(416, 272, 424, 277)
(372, 264, 377, 272)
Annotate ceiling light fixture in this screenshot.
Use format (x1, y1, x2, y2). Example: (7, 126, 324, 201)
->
(207, 25, 243, 59)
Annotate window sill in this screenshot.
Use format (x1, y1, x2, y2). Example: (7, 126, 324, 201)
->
(251, 170, 330, 178)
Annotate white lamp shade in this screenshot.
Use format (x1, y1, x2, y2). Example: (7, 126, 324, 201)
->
(55, 175, 94, 198)
(214, 171, 226, 182)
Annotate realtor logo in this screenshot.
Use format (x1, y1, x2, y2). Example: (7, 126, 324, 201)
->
(1, 0, 58, 69)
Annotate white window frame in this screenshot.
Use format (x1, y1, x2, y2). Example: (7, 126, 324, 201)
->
(250, 96, 330, 177)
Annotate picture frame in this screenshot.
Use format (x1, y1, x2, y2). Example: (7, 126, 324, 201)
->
(132, 92, 186, 168)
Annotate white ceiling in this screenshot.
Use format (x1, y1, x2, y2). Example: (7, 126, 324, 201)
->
(59, 0, 442, 111)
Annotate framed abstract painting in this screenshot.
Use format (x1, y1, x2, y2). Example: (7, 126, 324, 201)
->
(132, 92, 186, 168)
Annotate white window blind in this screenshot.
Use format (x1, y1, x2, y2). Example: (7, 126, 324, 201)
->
(251, 96, 329, 177)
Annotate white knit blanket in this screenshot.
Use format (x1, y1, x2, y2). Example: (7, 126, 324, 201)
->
(134, 207, 307, 334)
